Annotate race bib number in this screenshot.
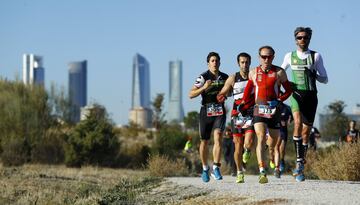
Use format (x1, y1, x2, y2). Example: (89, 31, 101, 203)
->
(206, 103, 224, 117)
(254, 105, 276, 119)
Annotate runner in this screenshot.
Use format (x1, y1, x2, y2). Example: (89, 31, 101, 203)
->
(281, 27, 328, 182)
(217, 52, 255, 183)
(241, 46, 292, 184)
(345, 120, 359, 144)
(189, 51, 228, 182)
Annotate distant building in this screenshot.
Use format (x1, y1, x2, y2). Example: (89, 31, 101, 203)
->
(129, 53, 152, 128)
(319, 104, 360, 131)
(22, 54, 45, 86)
(80, 104, 105, 121)
(69, 60, 87, 123)
(167, 60, 184, 123)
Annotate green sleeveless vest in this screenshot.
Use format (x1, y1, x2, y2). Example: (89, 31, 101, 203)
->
(290, 51, 317, 91)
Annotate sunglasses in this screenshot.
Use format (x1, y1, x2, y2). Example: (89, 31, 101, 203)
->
(260, 55, 273, 60)
(296, 36, 310, 40)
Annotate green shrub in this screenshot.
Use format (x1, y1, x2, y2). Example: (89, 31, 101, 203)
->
(1, 136, 30, 166)
(152, 124, 186, 159)
(64, 104, 120, 167)
(31, 129, 65, 164)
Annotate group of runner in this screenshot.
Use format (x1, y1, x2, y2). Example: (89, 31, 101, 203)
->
(189, 26, 328, 184)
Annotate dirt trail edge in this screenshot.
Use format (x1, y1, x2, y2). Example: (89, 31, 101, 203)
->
(156, 175, 360, 205)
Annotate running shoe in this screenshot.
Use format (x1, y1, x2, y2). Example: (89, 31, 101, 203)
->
(201, 168, 210, 182)
(292, 162, 304, 176)
(274, 168, 281, 178)
(279, 160, 285, 173)
(269, 160, 275, 169)
(258, 171, 268, 184)
(236, 173, 245, 183)
(211, 167, 223, 180)
(296, 172, 305, 182)
(242, 150, 251, 164)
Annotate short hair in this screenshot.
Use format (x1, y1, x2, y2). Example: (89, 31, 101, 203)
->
(258, 45, 275, 55)
(237, 52, 251, 64)
(207, 52, 220, 63)
(294, 27, 312, 39)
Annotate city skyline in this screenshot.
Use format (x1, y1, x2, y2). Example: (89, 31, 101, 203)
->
(1, 1, 360, 126)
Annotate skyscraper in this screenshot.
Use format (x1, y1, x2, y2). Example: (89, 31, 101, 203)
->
(129, 53, 152, 128)
(68, 60, 87, 123)
(167, 60, 184, 122)
(22, 54, 45, 86)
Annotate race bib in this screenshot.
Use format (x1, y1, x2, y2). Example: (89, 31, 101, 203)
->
(254, 105, 277, 119)
(206, 103, 224, 117)
(233, 115, 253, 129)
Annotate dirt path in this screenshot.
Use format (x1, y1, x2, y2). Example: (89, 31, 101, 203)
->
(159, 175, 360, 204)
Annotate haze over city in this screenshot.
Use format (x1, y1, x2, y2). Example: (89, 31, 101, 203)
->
(1, 0, 360, 126)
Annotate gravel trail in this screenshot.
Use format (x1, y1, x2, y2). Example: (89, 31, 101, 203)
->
(165, 175, 360, 205)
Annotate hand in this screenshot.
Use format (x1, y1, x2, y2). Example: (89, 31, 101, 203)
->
(268, 100, 279, 108)
(216, 94, 226, 103)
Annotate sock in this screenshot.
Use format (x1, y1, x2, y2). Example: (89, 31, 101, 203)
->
(293, 136, 304, 163)
(203, 165, 209, 171)
(237, 170, 243, 175)
(259, 167, 265, 173)
(303, 143, 308, 160)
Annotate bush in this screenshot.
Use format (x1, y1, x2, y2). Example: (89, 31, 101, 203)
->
(64, 104, 120, 167)
(147, 154, 189, 177)
(31, 129, 66, 164)
(311, 143, 360, 181)
(152, 124, 186, 159)
(1, 136, 30, 166)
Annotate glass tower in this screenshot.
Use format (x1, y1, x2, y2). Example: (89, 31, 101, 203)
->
(22, 54, 45, 86)
(167, 60, 184, 122)
(129, 53, 152, 128)
(68, 60, 87, 123)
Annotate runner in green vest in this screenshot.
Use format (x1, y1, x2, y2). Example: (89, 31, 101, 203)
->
(281, 27, 328, 182)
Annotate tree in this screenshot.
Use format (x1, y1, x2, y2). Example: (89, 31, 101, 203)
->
(321, 100, 349, 141)
(64, 104, 120, 167)
(184, 111, 199, 131)
(152, 93, 166, 130)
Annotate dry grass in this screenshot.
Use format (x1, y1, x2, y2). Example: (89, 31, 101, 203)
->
(310, 143, 360, 181)
(0, 164, 151, 204)
(148, 154, 190, 177)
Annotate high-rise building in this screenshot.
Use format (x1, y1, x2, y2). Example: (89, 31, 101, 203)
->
(68, 60, 87, 123)
(22, 54, 45, 86)
(167, 60, 184, 122)
(129, 53, 152, 128)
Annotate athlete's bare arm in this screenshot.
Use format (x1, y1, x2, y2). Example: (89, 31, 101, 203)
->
(189, 80, 211, 99)
(218, 74, 235, 97)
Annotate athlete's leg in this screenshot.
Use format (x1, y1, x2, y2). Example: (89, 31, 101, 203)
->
(254, 122, 267, 171)
(244, 130, 254, 151)
(302, 123, 312, 161)
(233, 136, 244, 172)
(199, 140, 209, 167)
(213, 128, 223, 164)
(267, 134, 275, 168)
(268, 128, 280, 168)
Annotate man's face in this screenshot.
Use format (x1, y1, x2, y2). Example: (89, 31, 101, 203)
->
(295, 31, 311, 50)
(238, 56, 250, 73)
(259, 48, 274, 68)
(208, 56, 220, 71)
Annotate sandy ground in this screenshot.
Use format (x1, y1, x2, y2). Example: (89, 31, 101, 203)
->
(163, 174, 360, 205)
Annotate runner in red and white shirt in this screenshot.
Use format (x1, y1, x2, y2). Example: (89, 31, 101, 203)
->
(240, 46, 292, 184)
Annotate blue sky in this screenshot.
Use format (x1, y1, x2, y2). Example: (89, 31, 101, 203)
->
(1, 0, 359, 126)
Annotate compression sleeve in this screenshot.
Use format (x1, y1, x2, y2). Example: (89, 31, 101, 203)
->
(278, 80, 292, 102)
(242, 79, 255, 105)
(314, 53, 328, 84)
